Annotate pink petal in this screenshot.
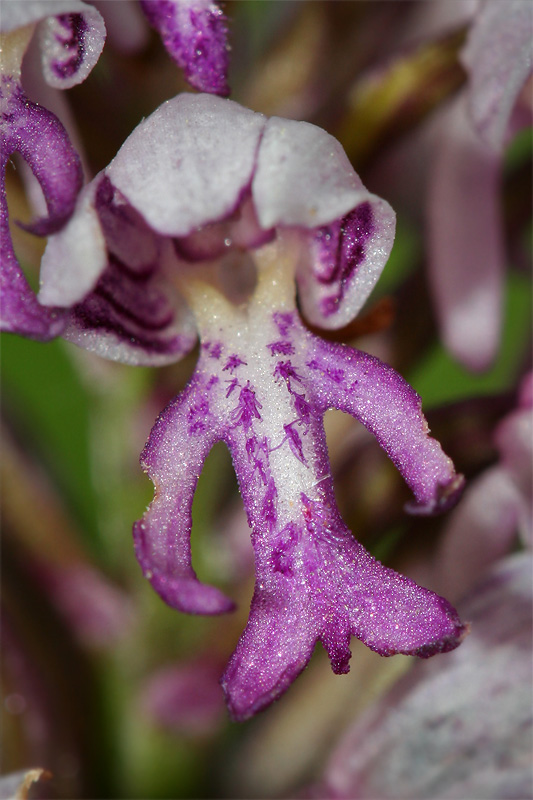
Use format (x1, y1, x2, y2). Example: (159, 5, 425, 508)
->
(0, 1, 106, 89)
(40, 175, 197, 365)
(1, 84, 82, 339)
(141, 659, 225, 734)
(307, 336, 464, 514)
(427, 93, 505, 371)
(37, 4, 106, 89)
(435, 467, 522, 602)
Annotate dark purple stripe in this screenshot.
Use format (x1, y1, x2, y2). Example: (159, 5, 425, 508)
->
(52, 14, 88, 80)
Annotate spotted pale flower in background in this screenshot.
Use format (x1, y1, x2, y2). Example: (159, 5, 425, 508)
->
(3, 93, 466, 720)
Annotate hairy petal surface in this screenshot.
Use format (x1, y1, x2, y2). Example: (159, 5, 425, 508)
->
(306, 334, 464, 514)
(139, 270, 465, 720)
(133, 369, 234, 613)
(0, 79, 82, 338)
(107, 93, 266, 237)
(461, 0, 533, 151)
(140, 0, 229, 96)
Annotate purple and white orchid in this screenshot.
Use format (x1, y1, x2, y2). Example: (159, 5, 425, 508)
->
(2, 92, 467, 720)
(1, 0, 229, 339)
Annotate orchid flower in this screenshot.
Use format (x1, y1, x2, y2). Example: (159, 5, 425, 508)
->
(0, 1, 105, 339)
(1, 0, 228, 337)
(4, 93, 466, 720)
(428, 0, 533, 371)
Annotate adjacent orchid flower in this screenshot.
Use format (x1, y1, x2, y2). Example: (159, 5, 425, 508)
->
(1, 0, 229, 336)
(0, 1, 105, 339)
(5, 93, 466, 720)
(428, 0, 533, 371)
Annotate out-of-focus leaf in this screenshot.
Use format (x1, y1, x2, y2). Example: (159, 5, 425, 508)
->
(0, 335, 100, 550)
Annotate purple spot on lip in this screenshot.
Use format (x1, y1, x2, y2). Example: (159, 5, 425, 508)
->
(224, 354, 247, 373)
(267, 341, 294, 356)
(273, 360, 303, 386)
(293, 393, 312, 424)
(306, 359, 345, 384)
(272, 311, 294, 336)
(231, 382, 262, 432)
(203, 341, 223, 359)
(187, 398, 210, 434)
(52, 14, 88, 80)
(272, 523, 298, 575)
(261, 479, 278, 531)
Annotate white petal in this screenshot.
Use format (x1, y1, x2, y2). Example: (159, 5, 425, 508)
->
(252, 116, 372, 229)
(107, 93, 266, 237)
(39, 176, 106, 307)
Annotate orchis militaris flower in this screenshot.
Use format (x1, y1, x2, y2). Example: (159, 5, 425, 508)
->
(428, 0, 533, 371)
(6, 93, 467, 720)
